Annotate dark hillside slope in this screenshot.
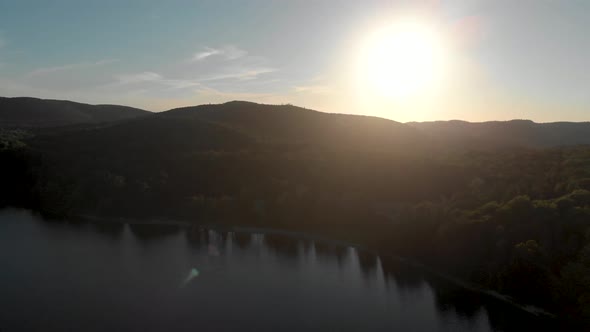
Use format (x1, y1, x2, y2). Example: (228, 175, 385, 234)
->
(30, 114, 260, 217)
(28, 101, 459, 219)
(163, 101, 425, 153)
(0, 96, 149, 127)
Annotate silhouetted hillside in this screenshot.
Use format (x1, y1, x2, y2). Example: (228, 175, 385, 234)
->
(29, 101, 447, 218)
(0, 96, 149, 127)
(409, 120, 590, 148)
(163, 101, 424, 153)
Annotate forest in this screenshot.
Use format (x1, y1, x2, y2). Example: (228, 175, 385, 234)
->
(1, 100, 590, 324)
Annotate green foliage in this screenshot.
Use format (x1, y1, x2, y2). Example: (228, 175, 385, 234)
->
(0, 129, 30, 150)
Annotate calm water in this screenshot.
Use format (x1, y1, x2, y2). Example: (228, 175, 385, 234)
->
(0, 209, 557, 332)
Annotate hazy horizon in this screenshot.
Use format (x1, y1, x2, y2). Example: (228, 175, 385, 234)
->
(1, 1, 589, 122)
(5, 95, 590, 125)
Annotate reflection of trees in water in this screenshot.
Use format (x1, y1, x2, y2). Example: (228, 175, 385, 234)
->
(263, 234, 300, 261)
(430, 279, 485, 319)
(131, 225, 559, 331)
(233, 232, 251, 249)
(128, 223, 180, 243)
(357, 251, 378, 277)
(431, 281, 559, 331)
(379, 260, 560, 331)
(219, 231, 229, 245)
(312, 241, 348, 267)
(185, 226, 207, 249)
(485, 306, 558, 331)
(379, 257, 528, 330)
(205, 229, 223, 247)
(185, 227, 226, 254)
(185, 229, 265, 255)
(379, 257, 424, 291)
(40, 215, 85, 229)
(92, 222, 124, 239)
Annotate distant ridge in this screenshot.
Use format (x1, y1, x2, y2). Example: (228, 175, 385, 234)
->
(408, 119, 590, 147)
(162, 100, 422, 148)
(0, 96, 149, 127)
(2, 96, 590, 148)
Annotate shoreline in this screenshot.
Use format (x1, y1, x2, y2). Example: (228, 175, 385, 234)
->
(74, 213, 556, 319)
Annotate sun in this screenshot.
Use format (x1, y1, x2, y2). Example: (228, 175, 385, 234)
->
(359, 20, 446, 100)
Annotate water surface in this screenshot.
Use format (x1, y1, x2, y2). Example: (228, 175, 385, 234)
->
(0, 209, 556, 331)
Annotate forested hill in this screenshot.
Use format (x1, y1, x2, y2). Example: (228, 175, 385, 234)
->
(3, 95, 589, 148)
(408, 119, 590, 148)
(162, 101, 423, 150)
(0, 96, 149, 127)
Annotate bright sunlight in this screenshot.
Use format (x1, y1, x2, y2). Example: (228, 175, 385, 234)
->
(359, 20, 447, 100)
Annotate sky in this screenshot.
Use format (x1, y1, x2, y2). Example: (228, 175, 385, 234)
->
(0, 0, 589, 122)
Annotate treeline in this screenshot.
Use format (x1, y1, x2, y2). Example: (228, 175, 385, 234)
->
(380, 147, 590, 320)
(0, 130, 39, 209)
(0, 130, 76, 217)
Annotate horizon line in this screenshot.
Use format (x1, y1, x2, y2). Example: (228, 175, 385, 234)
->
(2, 95, 589, 125)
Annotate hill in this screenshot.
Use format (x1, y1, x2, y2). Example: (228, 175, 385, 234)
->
(408, 120, 590, 148)
(162, 101, 424, 152)
(28, 101, 438, 219)
(0, 96, 149, 127)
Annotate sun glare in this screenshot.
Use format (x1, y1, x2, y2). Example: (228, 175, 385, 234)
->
(359, 20, 446, 100)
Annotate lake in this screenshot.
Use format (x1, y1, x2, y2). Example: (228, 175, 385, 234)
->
(0, 209, 558, 331)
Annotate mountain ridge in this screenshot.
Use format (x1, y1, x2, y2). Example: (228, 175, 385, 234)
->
(0, 96, 150, 127)
(408, 119, 590, 147)
(2, 96, 590, 147)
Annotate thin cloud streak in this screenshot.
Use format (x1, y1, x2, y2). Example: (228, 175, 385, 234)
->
(112, 71, 203, 90)
(116, 71, 163, 84)
(113, 67, 276, 91)
(293, 84, 335, 94)
(190, 45, 248, 62)
(198, 67, 277, 82)
(192, 47, 221, 61)
(27, 59, 119, 77)
(110, 45, 275, 94)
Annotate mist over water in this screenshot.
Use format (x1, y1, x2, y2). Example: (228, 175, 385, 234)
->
(0, 209, 555, 331)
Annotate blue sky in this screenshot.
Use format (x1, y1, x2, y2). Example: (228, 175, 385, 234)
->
(0, 0, 589, 122)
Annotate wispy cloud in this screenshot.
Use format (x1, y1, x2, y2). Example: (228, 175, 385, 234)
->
(293, 84, 334, 94)
(190, 45, 248, 62)
(27, 59, 119, 77)
(127, 69, 273, 87)
(192, 47, 221, 61)
(113, 71, 203, 90)
(116, 71, 162, 84)
(199, 67, 277, 82)
(114, 65, 276, 91)
(110, 44, 274, 95)
(292, 75, 336, 95)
